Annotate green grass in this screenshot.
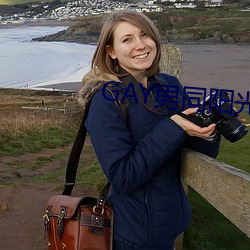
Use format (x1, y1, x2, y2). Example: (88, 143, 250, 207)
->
(0, 125, 77, 157)
(35, 165, 66, 182)
(203, 17, 250, 34)
(170, 9, 250, 18)
(145, 10, 250, 41)
(11, 153, 66, 170)
(184, 188, 250, 250)
(76, 157, 107, 195)
(216, 107, 250, 172)
(0, 88, 80, 157)
(217, 134, 250, 172)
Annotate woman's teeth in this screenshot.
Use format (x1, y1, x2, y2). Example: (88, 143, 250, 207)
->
(133, 53, 148, 59)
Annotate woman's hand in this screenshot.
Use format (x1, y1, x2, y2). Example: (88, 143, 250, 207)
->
(171, 107, 216, 139)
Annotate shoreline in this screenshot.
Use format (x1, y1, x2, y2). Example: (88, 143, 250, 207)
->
(0, 20, 76, 29)
(33, 81, 82, 92)
(1, 24, 249, 97)
(34, 43, 250, 99)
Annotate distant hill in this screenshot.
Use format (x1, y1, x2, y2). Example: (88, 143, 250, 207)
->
(0, 0, 63, 15)
(33, 11, 250, 44)
(0, 0, 54, 5)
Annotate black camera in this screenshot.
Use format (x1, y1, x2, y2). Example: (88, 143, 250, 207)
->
(181, 90, 248, 142)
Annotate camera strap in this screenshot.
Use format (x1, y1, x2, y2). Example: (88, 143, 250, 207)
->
(118, 69, 182, 115)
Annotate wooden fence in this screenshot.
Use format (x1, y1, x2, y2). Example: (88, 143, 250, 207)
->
(21, 102, 81, 117)
(21, 106, 67, 113)
(174, 150, 250, 250)
(159, 45, 250, 249)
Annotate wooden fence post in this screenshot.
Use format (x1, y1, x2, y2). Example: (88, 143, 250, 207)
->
(160, 44, 184, 250)
(161, 44, 184, 249)
(159, 45, 182, 80)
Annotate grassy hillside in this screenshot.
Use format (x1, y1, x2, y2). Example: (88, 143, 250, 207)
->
(145, 10, 250, 34)
(37, 10, 249, 44)
(0, 88, 81, 156)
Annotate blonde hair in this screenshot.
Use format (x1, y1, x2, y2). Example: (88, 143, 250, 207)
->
(92, 10, 161, 77)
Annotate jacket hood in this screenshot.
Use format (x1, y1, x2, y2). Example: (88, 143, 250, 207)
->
(78, 69, 120, 109)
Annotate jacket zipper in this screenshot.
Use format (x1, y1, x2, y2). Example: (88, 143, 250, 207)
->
(145, 184, 154, 243)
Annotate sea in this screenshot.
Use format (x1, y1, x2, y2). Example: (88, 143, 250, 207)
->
(0, 25, 95, 89)
(0, 25, 250, 98)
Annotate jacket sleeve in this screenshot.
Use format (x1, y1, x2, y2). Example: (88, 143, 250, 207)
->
(85, 90, 187, 194)
(184, 135, 221, 158)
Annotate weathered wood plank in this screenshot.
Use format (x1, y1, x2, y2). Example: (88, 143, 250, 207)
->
(160, 44, 184, 250)
(160, 45, 182, 79)
(181, 149, 250, 238)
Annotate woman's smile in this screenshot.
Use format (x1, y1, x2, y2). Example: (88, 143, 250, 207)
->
(132, 52, 149, 59)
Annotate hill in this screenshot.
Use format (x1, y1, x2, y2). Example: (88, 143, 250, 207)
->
(33, 10, 250, 44)
(0, 0, 56, 5)
(0, 0, 63, 15)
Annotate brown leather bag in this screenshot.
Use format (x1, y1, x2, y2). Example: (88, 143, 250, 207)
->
(43, 97, 114, 249)
(43, 184, 113, 250)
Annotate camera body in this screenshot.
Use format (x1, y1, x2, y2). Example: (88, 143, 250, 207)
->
(186, 90, 248, 142)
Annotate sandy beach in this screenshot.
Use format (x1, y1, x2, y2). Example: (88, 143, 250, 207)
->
(177, 44, 250, 99)
(37, 44, 250, 100)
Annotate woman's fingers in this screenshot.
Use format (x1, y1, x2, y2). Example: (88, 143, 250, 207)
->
(188, 123, 216, 138)
(171, 108, 216, 139)
(182, 107, 198, 116)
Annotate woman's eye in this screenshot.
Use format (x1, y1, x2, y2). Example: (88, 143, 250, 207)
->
(141, 33, 148, 37)
(122, 38, 132, 43)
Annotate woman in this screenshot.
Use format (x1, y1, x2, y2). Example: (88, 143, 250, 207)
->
(79, 10, 220, 250)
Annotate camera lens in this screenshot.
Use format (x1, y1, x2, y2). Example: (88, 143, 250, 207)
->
(217, 118, 248, 142)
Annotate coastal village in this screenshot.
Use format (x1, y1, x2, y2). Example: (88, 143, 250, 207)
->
(0, 0, 224, 25)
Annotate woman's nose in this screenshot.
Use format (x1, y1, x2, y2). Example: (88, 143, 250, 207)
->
(134, 37, 146, 50)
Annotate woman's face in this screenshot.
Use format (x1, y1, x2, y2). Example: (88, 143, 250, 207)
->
(108, 21, 157, 77)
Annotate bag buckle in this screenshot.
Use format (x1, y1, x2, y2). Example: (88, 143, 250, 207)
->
(56, 206, 66, 238)
(43, 208, 50, 233)
(91, 215, 103, 227)
(93, 205, 104, 215)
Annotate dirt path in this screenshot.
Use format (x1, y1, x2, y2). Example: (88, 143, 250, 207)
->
(0, 185, 56, 250)
(0, 138, 94, 250)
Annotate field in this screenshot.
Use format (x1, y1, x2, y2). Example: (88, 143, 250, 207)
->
(0, 88, 81, 156)
(0, 88, 249, 249)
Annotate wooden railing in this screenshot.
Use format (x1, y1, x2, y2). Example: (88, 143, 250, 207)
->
(158, 44, 250, 249)
(174, 150, 250, 250)
(21, 102, 81, 116)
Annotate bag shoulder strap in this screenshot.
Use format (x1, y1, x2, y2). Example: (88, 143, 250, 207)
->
(62, 85, 128, 196)
(105, 85, 129, 126)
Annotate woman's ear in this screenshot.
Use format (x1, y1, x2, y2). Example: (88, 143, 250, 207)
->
(106, 45, 116, 60)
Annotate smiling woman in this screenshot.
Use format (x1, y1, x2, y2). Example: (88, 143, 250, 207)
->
(77, 9, 222, 250)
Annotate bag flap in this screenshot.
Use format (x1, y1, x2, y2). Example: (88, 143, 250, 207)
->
(46, 195, 96, 218)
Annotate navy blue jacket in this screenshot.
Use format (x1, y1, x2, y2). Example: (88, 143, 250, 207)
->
(85, 73, 220, 249)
